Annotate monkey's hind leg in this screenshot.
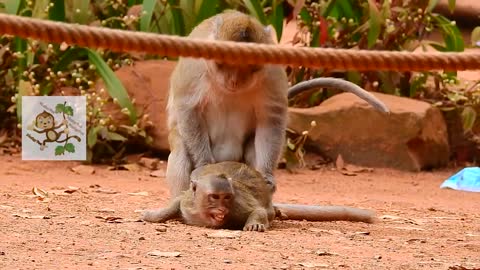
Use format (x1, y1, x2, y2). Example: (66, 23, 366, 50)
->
(243, 208, 270, 232)
(166, 144, 193, 199)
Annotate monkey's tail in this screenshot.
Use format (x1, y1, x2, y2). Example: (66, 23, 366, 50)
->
(287, 77, 390, 114)
(57, 135, 81, 143)
(273, 203, 376, 223)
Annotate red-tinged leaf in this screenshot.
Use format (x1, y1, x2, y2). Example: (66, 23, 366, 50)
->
(319, 16, 328, 45)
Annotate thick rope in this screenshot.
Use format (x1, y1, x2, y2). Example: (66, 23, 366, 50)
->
(0, 13, 479, 71)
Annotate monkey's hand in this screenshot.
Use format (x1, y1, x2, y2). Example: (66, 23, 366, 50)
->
(262, 173, 277, 192)
(243, 209, 269, 232)
(243, 223, 266, 232)
(64, 128, 69, 135)
(27, 122, 35, 131)
(141, 209, 172, 223)
(141, 197, 181, 223)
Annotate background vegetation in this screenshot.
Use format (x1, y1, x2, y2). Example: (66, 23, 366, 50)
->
(0, 0, 478, 166)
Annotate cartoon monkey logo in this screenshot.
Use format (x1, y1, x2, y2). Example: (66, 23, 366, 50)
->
(27, 109, 81, 152)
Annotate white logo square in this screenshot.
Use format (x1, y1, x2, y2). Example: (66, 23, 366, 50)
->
(21, 96, 87, 160)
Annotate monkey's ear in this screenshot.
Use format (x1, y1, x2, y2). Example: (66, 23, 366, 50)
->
(210, 15, 224, 40)
(264, 25, 278, 44)
(190, 179, 198, 192)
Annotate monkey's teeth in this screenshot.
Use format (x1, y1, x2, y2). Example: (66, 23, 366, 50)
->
(215, 214, 224, 220)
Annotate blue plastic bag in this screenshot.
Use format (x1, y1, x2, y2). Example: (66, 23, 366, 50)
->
(440, 167, 480, 192)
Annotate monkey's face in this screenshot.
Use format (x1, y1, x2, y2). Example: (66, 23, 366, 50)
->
(201, 191, 233, 227)
(209, 62, 263, 93)
(192, 177, 234, 227)
(35, 114, 54, 129)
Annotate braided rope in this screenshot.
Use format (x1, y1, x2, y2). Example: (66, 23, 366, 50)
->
(0, 13, 479, 71)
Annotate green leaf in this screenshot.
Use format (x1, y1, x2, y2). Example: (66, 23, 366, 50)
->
(409, 73, 428, 97)
(32, 0, 49, 18)
(426, 0, 440, 12)
(71, 0, 90, 24)
(167, 0, 186, 36)
(367, 0, 381, 49)
(48, 0, 65, 21)
(346, 71, 362, 85)
(54, 48, 88, 72)
(337, 0, 354, 18)
(448, 0, 456, 13)
(243, 0, 267, 24)
(64, 105, 74, 116)
(4, 0, 22, 14)
(87, 126, 101, 148)
(298, 8, 312, 24)
(269, 0, 284, 42)
(106, 131, 128, 142)
(194, 0, 220, 26)
(425, 41, 447, 51)
(433, 14, 464, 52)
(140, 0, 156, 32)
(86, 49, 137, 124)
(377, 71, 396, 95)
(55, 103, 65, 113)
(471, 27, 480, 47)
(461, 106, 477, 133)
(55, 145, 65, 155)
(64, 142, 75, 153)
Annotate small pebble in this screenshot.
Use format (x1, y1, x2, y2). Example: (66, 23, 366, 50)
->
(155, 227, 167, 232)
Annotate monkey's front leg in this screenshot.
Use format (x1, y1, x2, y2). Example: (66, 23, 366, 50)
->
(177, 107, 215, 168)
(141, 197, 181, 223)
(246, 104, 287, 190)
(243, 208, 269, 232)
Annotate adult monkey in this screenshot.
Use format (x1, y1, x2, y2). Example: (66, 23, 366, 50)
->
(166, 10, 389, 198)
(142, 161, 375, 231)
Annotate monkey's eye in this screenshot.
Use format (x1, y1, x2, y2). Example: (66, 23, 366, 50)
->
(224, 195, 232, 201)
(209, 194, 220, 200)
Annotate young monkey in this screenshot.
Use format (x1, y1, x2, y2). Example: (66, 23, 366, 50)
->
(142, 161, 375, 232)
(166, 10, 390, 198)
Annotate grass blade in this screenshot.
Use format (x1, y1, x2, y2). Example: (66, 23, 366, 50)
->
(140, 0, 157, 32)
(71, 0, 90, 24)
(243, 0, 267, 24)
(270, 0, 284, 42)
(87, 49, 137, 124)
(194, 0, 220, 26)
(461, 106, 477, 133)
(448, 0, 456, 13)
(167, 0, 186, 36)
(4, 0, 22, 14)
(426, 0, 440, 12)
(367, 0, 381, 49)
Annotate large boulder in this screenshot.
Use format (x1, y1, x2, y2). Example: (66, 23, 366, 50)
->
(97, 60, 175, 152)
(288, 92, 450, 171)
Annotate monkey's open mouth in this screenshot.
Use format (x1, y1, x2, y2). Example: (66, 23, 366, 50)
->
(211, 214, 225, 223)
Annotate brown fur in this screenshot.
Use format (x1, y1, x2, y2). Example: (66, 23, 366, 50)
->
(164, 10, 390, 202)
(142, 162, 376, 232)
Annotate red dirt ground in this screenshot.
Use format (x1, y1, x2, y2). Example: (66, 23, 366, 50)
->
(0, 154, 479, 270)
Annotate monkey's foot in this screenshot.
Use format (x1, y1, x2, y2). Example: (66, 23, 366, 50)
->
(243, 223, 266, 232)
(40, 145, 46, 151)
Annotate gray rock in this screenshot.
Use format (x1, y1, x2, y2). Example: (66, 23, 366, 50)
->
(287, 92, 450, 171)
